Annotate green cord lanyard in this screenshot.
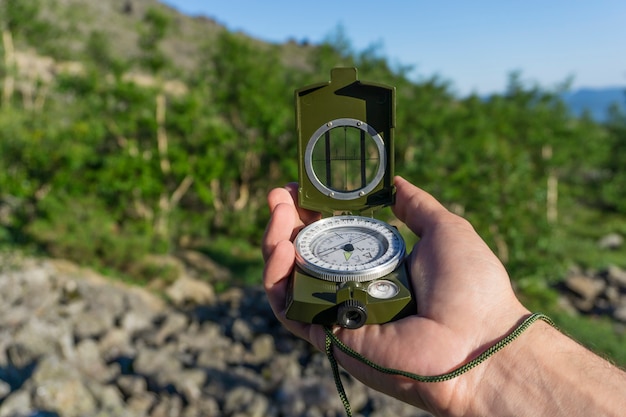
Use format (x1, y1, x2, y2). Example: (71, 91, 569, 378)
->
(324, 312, 555, 417)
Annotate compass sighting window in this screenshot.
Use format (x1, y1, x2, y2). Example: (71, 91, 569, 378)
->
(311, 125, 380, 192)
(305, 118, 387, 200)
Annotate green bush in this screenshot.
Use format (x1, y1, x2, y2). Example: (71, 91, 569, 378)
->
(27, 193, 153, 271)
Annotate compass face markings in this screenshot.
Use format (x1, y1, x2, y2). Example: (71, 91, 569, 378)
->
(294, 215, 405, 282)
(311, 228, 385, 268)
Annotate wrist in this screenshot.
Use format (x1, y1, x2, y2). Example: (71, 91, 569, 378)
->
(418, 313, 543, 417)
(465, 320, 554, 417)
(465, 320, 626, 417)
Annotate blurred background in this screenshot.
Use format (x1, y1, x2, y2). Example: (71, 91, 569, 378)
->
(1, 0, 625, 376)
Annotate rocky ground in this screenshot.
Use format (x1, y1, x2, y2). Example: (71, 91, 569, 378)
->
(560, 264, 626, 324)
(2, 245, 625, 417)
(0, 253, 431, 417)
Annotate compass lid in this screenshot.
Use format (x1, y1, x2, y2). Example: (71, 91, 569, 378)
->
(295, 67, 396, 216)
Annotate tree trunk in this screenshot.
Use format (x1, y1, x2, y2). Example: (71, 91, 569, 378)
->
(156, 93, 171, 175)
(2, 29, 16, 107)
(547, 173, 558, 223)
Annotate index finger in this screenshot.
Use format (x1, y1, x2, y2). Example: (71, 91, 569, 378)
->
(262, 187, 299, 262)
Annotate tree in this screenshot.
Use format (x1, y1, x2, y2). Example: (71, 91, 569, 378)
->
(197, 31, 294, 236)
(137, 7, 171, 75)
(84, 30, 128, 78)
(0, 0, 40, 106)
(600, 102, 626, 213)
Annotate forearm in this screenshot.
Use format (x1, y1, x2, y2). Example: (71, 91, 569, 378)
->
(465, 321, 626, 417)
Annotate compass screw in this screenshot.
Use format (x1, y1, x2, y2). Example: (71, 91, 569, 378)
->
(356, 121, 362, 126)
(338, 300, 368, 329)
(359, 191, 365, 196)
(327, 122, 333, 127)
(329, 192, 335, 197)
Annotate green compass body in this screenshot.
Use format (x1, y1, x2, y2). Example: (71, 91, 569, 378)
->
(286, 68, 415, 329)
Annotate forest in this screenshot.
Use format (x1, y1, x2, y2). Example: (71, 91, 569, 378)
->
(1, 1, 626, 360)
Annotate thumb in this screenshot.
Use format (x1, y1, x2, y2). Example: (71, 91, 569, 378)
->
(392, 176, 449, 237)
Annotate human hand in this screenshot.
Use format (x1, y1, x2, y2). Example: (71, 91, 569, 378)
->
(262, 176, 529, 415)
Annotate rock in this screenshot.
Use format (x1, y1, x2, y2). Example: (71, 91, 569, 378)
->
(231, 318, 254, 344)
(122, 309, 156, 336)
(126, 392, 157, 417)
(154, 311, 188, 344)
(73, 309, 115, 340)
(560, 265, 626, 324)
(606, 265, 626, 289)
(30, 355, 98, 417)
(0, 304, 37, 329)
(564, 274, 605, 309)
(0, 379, 11, 399)
(181, 397, 220, 417)
(75, 276, 128, 316)
(117, 375, 148, 398)
(98, 327, 135, 362)
(248, 333, 275, 365)
(218, 287, 245, 310)
(598, 233, 624, 250)
(75, 338, 118, 382)
(136, 254, 186, 282)
(223, 386, 270, 417)
(167, 368, 206, 402)
(176, 249, 232, 282)
(133, 347, 183, 391)
(149, 394, 184, 417)
(263, 354, 302, 389)
(605, 285, 621, 304)
(276, 377, 345, 416)
(12, 317, 74, 362)
(165, 275, 216, 307)
(0, 389, 32, 417)
(86, 381, 127, 416)
(614, 305, 626, 323)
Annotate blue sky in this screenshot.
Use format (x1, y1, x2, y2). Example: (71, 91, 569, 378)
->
(161, 1, 626, 96)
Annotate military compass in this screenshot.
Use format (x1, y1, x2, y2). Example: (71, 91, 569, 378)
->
(286, 68, 415, 329)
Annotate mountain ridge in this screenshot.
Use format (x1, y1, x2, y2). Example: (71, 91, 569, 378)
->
(561, 86, 625, 121)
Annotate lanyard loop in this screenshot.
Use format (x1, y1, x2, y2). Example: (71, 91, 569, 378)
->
(324, 313, 556, 417)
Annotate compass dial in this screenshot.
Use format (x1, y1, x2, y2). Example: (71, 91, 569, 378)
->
(295, 215, 405, 282)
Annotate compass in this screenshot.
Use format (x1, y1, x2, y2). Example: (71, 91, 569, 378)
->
(286, 67, 415, 328)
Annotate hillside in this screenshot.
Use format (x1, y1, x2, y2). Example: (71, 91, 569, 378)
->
(35, 0, 223, 70)
(25, 0, 312, 76)
(2, 0, 626, 385)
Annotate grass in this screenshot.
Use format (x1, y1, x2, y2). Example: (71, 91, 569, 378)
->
(200, 236, 266, 289)
(552, 200, 626, 270)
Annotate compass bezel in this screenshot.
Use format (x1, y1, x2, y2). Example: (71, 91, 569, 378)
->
(294, 215, 406, 283)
